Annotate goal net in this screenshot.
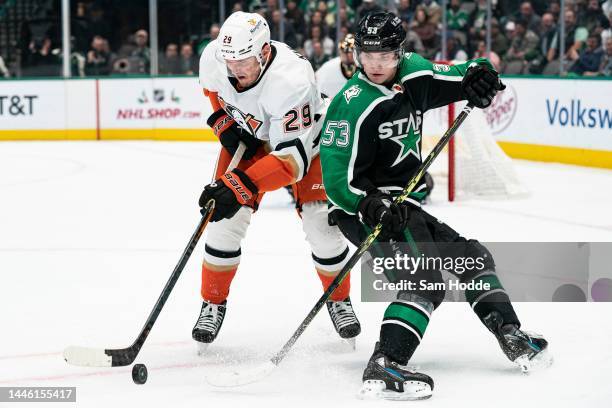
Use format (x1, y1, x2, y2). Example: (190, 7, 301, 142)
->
(422, 100, 528, 201)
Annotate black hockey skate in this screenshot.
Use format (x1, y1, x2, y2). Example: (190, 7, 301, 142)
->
(326, 297, 361, 347)
(484, 311, 552, 373)
(358, 343, 433, 401)
(192, 300, 226, 355)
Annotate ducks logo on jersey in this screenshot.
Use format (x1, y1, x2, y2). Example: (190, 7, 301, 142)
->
(218, 97, 263, 136)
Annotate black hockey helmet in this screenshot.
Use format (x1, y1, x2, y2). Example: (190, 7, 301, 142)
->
(354, 12, 406, 68)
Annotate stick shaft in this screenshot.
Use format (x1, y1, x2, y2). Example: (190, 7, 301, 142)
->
(103, 144, 245, 366)
(271, 104, 475, 366)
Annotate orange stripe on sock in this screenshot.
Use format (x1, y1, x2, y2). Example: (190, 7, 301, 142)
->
(317, 271, 351, 302)
(201, 263, 238, 304)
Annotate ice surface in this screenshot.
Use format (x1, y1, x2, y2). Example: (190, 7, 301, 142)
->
(1, 142, 611, 408)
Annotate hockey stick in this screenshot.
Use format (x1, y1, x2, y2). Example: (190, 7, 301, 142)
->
(64, 143, 246, 367)
(206, 103, 475, 387)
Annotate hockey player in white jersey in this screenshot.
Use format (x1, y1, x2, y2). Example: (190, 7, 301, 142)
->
(315, 34, 358, 100)
(193, 11, 360, 352)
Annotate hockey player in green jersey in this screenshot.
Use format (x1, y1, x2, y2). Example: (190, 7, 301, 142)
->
(319, 12, 551, 401)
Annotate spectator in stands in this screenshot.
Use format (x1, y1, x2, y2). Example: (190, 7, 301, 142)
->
(398, 0, 415, 24)
(356, 0, 383, 27)
(411, 5, 439, 59)
(179, 43, 197, 75)
(468, 0, 489, 53)
(421, 0, 442, 25)
(337, 6, 353, 35)
(270, 9, 298, 49)
(264, 0, 278, 22)
(518, 1, 541, 33)
(571, 34, 604, 75)
(574, 0, 589, 22)
(132, 29, 151, 73)
(309, 10, 328, 36)
(285, 0, 306, 42)
(546, 9, 589, 74)
(402, 21, 425, 54)
(547, 1, 562, 23)
(538, 12, 556, 38)
(23, 36, 60, 77)
(303, 25, 334, 59)
(72, 1, 93, 53)
(447, 0, 469, 31)
(435, 35, 468, 61)
(198, 24, 220, 54)
(599, 37, 612, 75)
(503, 19, 540, 74)
(473, 40, 502, 70)
(316, 1, 334, 31)
(489, 18, 511, 57)
(160, 43, 180, 74)
(86, 35, 114, 76)
(308, 40, 329, 71)
(578, 0, 611, 35)
(114, 29, 150, 74)
(602, 12, 612, 45)
(604, 0, 612, 16)
(87, 3, 113, 48)
(0, 55, 10, 78)
(529, 12, 557, 74)
(446, 0, 469, 46)
(232, 1, 243, 12)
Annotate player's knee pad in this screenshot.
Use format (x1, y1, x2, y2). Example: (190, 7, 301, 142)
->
(413, 271, 447, 309)
(301, 201, 350, 272)
(204, 206, 252, 266)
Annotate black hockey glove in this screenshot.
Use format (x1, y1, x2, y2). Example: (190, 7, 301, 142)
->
(358, 191, 410, 239)
(199, 169, 259, 222)
(207, 110, 263, 160)
(461, 64, 506, 109)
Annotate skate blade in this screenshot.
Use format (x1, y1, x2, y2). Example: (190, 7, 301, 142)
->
(342, 337, 356, 351)
(196, 342, 211, 356)
(515, 348, 553, 373)
(357, 380, 433, 401)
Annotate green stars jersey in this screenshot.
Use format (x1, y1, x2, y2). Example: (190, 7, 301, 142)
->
(319, 52, 493, 215)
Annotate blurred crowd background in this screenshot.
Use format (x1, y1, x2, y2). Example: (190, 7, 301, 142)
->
(0, 0, 610, 79)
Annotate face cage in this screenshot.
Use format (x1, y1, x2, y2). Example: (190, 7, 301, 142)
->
(353, 47, 404, 70)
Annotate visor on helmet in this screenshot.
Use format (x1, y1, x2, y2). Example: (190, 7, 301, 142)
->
(354, 48, 402, 69)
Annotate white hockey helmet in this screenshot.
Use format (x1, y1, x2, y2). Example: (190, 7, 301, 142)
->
(217, 11, 270, 66)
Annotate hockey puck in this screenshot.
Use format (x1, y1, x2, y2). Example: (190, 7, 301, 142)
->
(132, 363, 148, 384)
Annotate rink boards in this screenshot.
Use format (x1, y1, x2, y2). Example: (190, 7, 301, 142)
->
(0, 75, 610, 168)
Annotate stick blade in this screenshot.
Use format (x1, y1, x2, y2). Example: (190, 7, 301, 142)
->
(205, 360, 277, 387)
(63, 346, 112, 367)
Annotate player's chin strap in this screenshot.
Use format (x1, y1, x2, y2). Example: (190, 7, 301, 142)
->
(253, 44, 271, 83)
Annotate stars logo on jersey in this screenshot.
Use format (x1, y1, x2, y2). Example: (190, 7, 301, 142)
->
(388, 133, 421, 167)
(377, 113, 423, 167)
(343, 85, 361, 104)
(218, 97, 263, 136)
